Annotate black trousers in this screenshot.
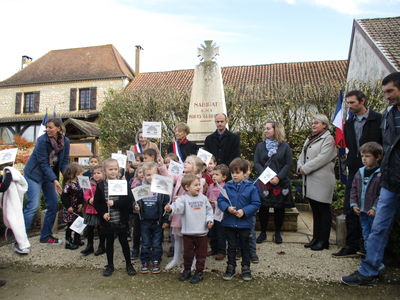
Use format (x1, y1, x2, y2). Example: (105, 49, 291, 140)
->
(86, 225, 105, 249)
(132, 214, 141, 251)
(344, 172, 361, 251)
(225, 227, 251, 268)
(258, 206, 285, 232)
(105, 229, 131, 267)
(308, 198, 331, 244)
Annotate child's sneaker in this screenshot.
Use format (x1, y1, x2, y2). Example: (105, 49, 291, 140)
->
(151, 261, 161, 274)
(190, 271, 204, 284)
(179, 269, 192, 281)
(102, 265, 114, 277)
(140, 262, 150, 274)
(13, 243, 30, 255)
(40, 235, 62, 245)
(126, 263, 137, 276)
(223, 265, 235, 280)
(241, 265, 252, 281)
(215, 253, 225, 260)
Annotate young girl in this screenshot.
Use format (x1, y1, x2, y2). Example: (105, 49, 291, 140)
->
(164, 153, 179, 169)
(61, 163, 85, 250)
(93, 158, 136, 277)
(160, 155, 206, 270)
(83, 156, 99, 178)
(130, 164, 144, 189)
(81, 165, 105, 256)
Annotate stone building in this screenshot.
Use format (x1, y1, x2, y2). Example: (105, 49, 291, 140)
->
(0, 44, 135, 155)
(347, 16, 400, 83)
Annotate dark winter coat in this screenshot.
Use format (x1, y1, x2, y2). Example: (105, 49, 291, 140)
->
(204, 129, 240, 166)
(344, 109, 382, 174)
(254, 141, 294, 208)
(350, 167, 381, 212)
(168, 140, 199, 161)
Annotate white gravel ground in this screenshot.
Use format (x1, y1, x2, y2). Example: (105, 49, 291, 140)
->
(0, 230, 360, 283)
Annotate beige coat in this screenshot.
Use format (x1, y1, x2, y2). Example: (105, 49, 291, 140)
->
(297, 130, 337, 204)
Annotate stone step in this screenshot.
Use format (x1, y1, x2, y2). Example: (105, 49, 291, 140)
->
(255, 207, 299, 232)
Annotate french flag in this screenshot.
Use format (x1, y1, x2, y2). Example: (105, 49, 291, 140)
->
(332, 90, 346, 148)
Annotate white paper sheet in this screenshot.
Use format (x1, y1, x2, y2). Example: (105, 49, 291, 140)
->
(108, 180, 128, 196)
(142, 121, 162, 138)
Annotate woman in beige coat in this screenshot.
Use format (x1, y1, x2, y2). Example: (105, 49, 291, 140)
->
(298, 114, 337, 251)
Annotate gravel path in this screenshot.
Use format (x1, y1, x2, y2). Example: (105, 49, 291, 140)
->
(0, 230, 360, 283)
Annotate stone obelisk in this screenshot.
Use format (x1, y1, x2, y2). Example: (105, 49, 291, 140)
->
(187, 40, 227, 143)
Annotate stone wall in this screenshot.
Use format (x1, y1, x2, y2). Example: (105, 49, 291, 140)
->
(0, 78, 128, 118)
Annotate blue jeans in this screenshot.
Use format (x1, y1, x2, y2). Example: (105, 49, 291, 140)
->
(23, 176, 59, 240)
(359, 187, 400, 277)
(140, 220, 163, 263)
(359, 213, 374, 250)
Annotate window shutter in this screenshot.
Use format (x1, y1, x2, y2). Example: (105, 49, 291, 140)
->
(70, 88, 77, 111)
(15, 93, 22, 114)
(33, 91, 40, 112)
(90, 87, 97, 110)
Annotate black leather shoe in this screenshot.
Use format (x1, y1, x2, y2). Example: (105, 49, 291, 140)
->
(304, 238, 317, 248)
(94, 247, 106, 256)
(310, 240, 329, 251)
(179, 269, 192, 281)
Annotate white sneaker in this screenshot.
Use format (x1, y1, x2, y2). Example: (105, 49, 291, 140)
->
(13, 243, 30, 255)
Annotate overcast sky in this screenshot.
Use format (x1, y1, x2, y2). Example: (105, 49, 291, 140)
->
(0, 0, 399, 81)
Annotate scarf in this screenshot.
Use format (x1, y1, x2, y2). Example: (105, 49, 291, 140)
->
(265, 138, 279, 157)
(48, 134, 64, 166)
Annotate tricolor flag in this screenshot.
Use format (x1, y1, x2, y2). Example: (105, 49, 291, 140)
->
(332, 90, 347, 184)
(172, 141, 184, 163)
(37, 112, 48, 140)
(132, 143, 142, 153)
(332, 90, 346, 148)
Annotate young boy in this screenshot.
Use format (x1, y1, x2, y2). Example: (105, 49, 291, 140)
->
(134, 162, 170, 274)
(165, 174, 214, 284)
(350, 142, 383, 257)
(218, 158, 261, 281)
(207, 164, 229, 260)
(83, 156, 99, 178)
(143, 149, 157, 162)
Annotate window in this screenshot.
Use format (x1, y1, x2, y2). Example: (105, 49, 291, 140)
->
(78, 87, 97, 110)
(79, 88, 91, 110)
(24, 93, 36, 113)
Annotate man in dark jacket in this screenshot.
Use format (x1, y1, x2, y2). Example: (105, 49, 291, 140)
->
(204, 113, 240, 166)
(341, 72, 400, 286)
(333, 90, 382, 258)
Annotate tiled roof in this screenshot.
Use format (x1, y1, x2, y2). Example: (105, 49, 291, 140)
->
(127, 60, 347, 95)
(0, 112, 99, 124)
(64, 118, 100, 137)
(0, 45, 135, 87)
(357, 17, 400, 71)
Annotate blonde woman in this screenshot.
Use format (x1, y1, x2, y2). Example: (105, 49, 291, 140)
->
(298, 114, 337, 251)
(254, 121, 294, 244)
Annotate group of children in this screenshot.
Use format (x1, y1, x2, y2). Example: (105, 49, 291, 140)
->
(56, 138, 385, 282)
(59, 149, 261, 283)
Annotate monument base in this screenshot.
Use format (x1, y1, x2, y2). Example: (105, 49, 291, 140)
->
(187, 132, 210, 144)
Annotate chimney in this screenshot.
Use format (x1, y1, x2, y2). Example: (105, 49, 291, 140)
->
(21, 55, 33, 69)
(135, 45, 143, 75)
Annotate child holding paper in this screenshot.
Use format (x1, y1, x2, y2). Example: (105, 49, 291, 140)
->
(160, 155, 206, 270)
(134, 162, 170, 274)
(207, 164, 229, 260)
(61, 163, 85, 250)
(93, 158, 136, 277)
(218, 158, 261, 281)
(81, 165, 105, 256)
(165, 174, 214, 284)
(164, 153, 179, 169)
(254, 121, 293, 244)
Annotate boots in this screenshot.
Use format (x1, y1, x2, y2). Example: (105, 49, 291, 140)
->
(65, 238, 78, 250)
(81, 243, 94, 256)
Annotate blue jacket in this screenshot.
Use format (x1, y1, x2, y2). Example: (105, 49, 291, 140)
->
(24, 134, 70, 183)
(218, 179, 261, 229)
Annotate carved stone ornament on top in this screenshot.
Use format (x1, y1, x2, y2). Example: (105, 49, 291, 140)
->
(198, 40, 219, 62)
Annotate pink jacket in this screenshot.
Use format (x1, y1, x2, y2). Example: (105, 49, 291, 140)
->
(83, 183, 98, 215)
(207, 182, 225, 210)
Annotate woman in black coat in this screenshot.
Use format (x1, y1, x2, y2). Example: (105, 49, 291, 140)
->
(254, 121, 293, 244)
